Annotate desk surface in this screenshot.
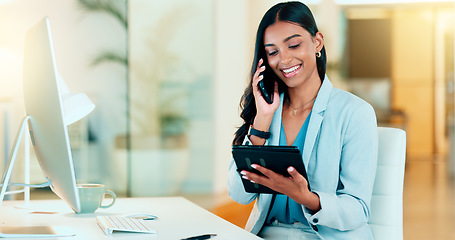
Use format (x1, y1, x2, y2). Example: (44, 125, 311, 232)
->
(0, 197, 261, 240)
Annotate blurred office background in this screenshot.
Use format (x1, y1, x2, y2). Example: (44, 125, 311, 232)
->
(0, 0, 454, 239)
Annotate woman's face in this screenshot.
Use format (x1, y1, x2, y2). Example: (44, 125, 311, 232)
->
(263, 21, 323, 88)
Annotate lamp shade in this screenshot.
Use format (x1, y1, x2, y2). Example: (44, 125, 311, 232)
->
(56, 72, 95, 126)
(62, 92, 95, 126)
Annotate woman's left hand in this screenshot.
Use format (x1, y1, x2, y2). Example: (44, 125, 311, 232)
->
(240, 164, 321, 211)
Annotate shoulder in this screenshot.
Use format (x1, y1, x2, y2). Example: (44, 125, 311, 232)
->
(317, 76, 374, 114)
(331, 87, 371, 108)
(324, 85, 378, 146)
(326, 85, 376, 123)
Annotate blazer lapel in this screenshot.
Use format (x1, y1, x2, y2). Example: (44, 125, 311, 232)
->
(303, 76, 333, 167)
(267, 77, 333, 167)
(267, 93, 284, 146)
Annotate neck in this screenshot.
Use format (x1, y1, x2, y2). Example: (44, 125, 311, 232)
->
(287, 75, 321, 107)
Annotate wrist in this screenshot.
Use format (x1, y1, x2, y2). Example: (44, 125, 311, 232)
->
(303, 191, 321, 212)
(252, 116, 273, 132)
(293, 189, 320, 211)
(248, 125, 271, 139)
(248, 135, 266, 146)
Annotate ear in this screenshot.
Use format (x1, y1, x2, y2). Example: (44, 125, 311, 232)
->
(314, 32, 324, 53)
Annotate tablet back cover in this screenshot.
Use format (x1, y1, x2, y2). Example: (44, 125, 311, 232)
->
(232, 145, 309, 194)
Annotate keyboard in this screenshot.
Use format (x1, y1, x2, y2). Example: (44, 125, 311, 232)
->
(96, 216, 157, 235)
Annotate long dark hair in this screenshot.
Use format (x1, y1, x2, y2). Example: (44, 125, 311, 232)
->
(232, 1, 327, 145)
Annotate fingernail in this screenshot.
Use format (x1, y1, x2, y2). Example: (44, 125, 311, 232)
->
(251, 164, 257, 169)
(240, 171, 247, 175)
(260, 66, 265, 69)
(288, 166, 295, 172)
(242, 175, 249, 180)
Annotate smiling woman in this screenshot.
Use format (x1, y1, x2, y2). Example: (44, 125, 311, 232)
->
(228, 1, 378, 240)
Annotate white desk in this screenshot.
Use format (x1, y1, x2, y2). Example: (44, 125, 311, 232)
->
(0, 197, 262, 240)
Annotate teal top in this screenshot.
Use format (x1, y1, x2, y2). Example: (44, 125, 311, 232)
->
(266, 111, 312, 224)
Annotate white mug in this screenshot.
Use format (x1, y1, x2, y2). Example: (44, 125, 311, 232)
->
(75, 184, 116, 214)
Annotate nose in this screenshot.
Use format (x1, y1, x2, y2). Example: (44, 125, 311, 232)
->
(280, 49, 292, 65)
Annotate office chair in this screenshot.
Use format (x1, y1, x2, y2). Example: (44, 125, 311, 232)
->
(368, 127, 406, 240)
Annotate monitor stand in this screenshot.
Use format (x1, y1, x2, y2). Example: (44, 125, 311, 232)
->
(0, 116, 33, 209)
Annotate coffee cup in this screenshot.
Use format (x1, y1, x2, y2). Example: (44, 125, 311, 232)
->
(76, 184, 116, 214)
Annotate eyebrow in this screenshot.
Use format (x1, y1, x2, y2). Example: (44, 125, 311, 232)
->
(264, 34, 302, 47)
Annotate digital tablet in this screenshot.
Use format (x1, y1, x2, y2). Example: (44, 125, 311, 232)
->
(0, 226, 76, 238)
(232, 145, 310, 194)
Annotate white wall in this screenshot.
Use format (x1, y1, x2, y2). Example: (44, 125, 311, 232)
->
(213, 0, 251, 193)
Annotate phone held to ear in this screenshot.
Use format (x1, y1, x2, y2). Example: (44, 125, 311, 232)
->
(258, 71, 275, 104)
(258, 80, 273, 104)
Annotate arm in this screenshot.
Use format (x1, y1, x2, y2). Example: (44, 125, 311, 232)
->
(227, 136, 259, 205)
(305, 102, 378, 230)
(228, 58, 280, 203)
(250, 59, 280, 146)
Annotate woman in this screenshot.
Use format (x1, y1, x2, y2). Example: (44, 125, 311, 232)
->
(227, 2, 378, 240)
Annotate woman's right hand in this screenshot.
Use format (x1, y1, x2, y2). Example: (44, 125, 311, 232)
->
(250, 59, 280, 144)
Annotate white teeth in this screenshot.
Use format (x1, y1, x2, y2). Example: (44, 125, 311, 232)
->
(283, 65, 299, 74)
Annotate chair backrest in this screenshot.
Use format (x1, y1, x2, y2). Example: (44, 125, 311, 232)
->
(368, 127, 406, 240)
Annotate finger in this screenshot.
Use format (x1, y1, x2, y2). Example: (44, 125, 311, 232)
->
(258, 58, 264, 68)
(287, 166, 298, 177)
(240, 170, 254, 182)
(258, 59, 265, 71)
(241, 169, 270, 186)
(253, 59, 265, 79)
(253, 65, 266, 87)
(251, 164, 280, 179)
(249, 165, 295, 193)
(287, 166, 306, 183)
(271, 81, 279, 105)
(240, 170, 263, 182)
(241, 174, 256, 183)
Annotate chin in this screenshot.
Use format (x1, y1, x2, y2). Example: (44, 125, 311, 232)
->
(281, 76, 304, 88)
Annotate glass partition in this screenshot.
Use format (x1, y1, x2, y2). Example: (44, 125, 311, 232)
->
(127, 0, 215, 196)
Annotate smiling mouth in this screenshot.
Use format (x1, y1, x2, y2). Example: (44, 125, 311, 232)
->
(281, 65, 301, 77)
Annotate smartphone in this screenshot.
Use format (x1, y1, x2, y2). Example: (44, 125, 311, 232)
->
(258, 68, 276, 105)
(258, 79, 273, 104)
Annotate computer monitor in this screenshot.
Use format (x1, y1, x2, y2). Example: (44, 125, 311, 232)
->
(18, 16, 93, 212)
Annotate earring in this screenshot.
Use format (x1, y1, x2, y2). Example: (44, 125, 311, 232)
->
(316, 52, 321, 58)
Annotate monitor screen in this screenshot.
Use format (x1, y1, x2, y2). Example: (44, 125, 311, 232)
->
(22, 17, 85, 212)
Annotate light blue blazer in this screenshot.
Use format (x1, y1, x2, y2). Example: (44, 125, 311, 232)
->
(228, 77, 378, 240)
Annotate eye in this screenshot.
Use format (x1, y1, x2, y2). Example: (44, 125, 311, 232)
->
(289, 43, 301, 49)
(268, 50, 278, 56)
